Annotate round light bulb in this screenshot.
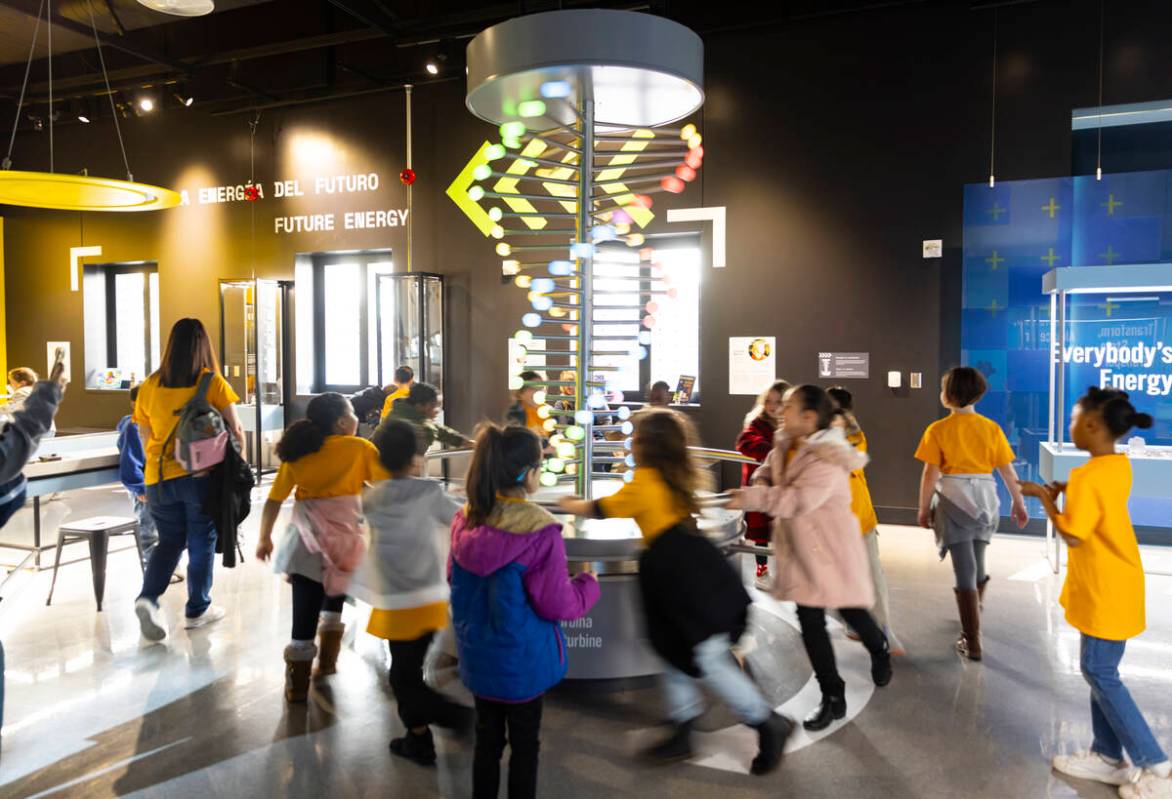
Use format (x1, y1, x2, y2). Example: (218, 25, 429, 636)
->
(502, 259, 521, 275)
(642, 315, 657, 329)
(472, 163, 492, 181)
(660, 176, 685, 194)
(566, 425, 586, 442)
(675, 164, 697, 182)
(509, 375, 523, 390)
(633, 194, 653, 208)
(617, 406, 632, 421)
(540, 80, 572, 98)
(531, 296, 553, 312)
(540, 472, 559, 487)
(613, 223, 631, 235)
(485, 144, 506, 161)
(548, 260, 574, 276)
(549, 307, 567, 318)
(491, 225, 505, 239)
(496, 243, 512, 256)
(680, 123, 697, 141)
(571, 242, 594, 259)
(625, 453, 637, 468)
(612, 209, 632, 225)
(532, 389, 547, 404)
(522, 313, 541, 328)
(543, 417, 558, 433)
(591, 224, 616, 242)
(623, 469, 635, 483)
(547, 458, 565, 474)
(639, 247, 655, 262)
(687, 133, 703, 149)
(514, 330, 534, 345)
(488, 207, 503, 222)
(531, 277, 555, 294)
(499, 121, 526, 139)
(557, 442, 577, 459)
(621, 421, 634, 435)
(626, 233, 645, 247)
(468, 185, 485, 202)
(638, 331, 652, 345)
(574, 410, 592, 425)
(515, 275, 533, 289)
(645, 301, 659, 314)
(518, 100, 547, 118)
(502, 137, 522, 149)
(685, 150, 703, 169)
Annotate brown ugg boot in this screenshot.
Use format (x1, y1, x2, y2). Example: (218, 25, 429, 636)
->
(954, 589, 982, 661)
(977, 576, 991, 609)
(314, 622, 345, 680)
(285, 644, 316, 702)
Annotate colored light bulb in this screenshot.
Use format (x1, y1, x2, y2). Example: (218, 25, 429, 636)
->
(660, 176, 685, 194)
(540, 80, 572, 98)
(540, 471, 559, 487)
(548, 260, 574, 276)
(675, 164, 696, 182)
(533, 390, 547, 405)
(617, 406, 631, 421)
(531, 296, 553, 312)
(588, 393, 607, 409)
(515, 275, 532, 289)
(543, 417, 558, 433)
(625, 453, 637, 468)
(503, 137, 522, 149)
(502, 259, 521, 275)
(566, 425, 585, 441)
(488, 207, 503, 222)
(638, 331, 652, 345)
(571, 242, 594, 259)
(642, 315, 657, 329)
(537, 405, 552, 421)
(680, 123, 697, 141)
(485, 144, 507, 161)
(509, 374, 523, 390)
(522, 313, 541, 327)
(574, 410, 592, 425)
(531, 277, 555, 293)
(557, 442, 577, 459)
(496, 243, 511, 256)
(626, 233, 645, 247)
(550, 307, 567, 318)
(473, 163, 492, 181)
(614, 223, 631, 235)
(623, 469, 635, 483)
(612, 209, 632, 225)
(690, 145, 704, 159)
(591, 224, 616, 242)
(514, 330, 534, 345)
(491, 225, 505, 239)
(687, 133, 703, 149)
(668, 287, 679, 299)
(500, 121, 526, 139)
(645, 301, 659, 314)
(638, 247, 655, 262)
(468, 185, 485, 202)
(633, 194, 653, 208)
(685, 150, 703, 169)
(518, 100, 547, 118)
(547, 458, 565, 474)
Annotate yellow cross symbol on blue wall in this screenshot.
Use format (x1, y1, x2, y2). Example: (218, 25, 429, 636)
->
(1041, 197, 1060, 218)
(1099, 245, 1120, 264)
(988, 202, 1006, 220)
(1099, 299, 1121, 317)
(986, 250, 1005, 270)
(1101, 193, 1124, 215)
(1041, 247, 1060, 267)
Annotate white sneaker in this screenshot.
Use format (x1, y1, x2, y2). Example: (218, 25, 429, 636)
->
(1120, 769, 1172, 798)
(184, 605, 226, 630)
(135, 598, 167, 642)
(1052, 751, 1131, 786)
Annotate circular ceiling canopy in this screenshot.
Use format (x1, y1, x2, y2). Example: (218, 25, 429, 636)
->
(135, 0, 215, 17)
(0, 171, 183, 212)
(465, 9, 704, 129)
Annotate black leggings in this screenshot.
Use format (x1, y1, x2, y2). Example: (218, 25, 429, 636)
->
(388, 633, 468, 730)
(796, 605, 888, 698)
(290, 574, 345, 641)
(473, 695, 543, 799)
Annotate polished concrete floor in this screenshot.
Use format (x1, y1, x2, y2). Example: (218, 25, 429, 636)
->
(2, 483, 1172, 798)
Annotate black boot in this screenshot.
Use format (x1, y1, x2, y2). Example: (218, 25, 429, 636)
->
(750, 712, 794, 776)
(389, 728, 437, 766)
(871, 643, 893, 688)
(802, 694, 846, 732)
(642, 720, 694, 764)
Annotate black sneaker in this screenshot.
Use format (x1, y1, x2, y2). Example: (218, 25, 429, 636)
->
(642, 721, 694, 764)
(802, 695, 846, 732)
(871, 649, 893, 687)
(389, 729, 436, 767)
(750, 713, 794, 776)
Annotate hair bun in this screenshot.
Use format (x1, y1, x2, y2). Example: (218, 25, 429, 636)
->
(1132, 412, 1154, 430)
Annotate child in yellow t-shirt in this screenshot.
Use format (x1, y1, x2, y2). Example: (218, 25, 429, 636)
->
(914, 366, 1028, 661)
(559, 409, 793, 776)
(255, 393, 390, 702)
(1021, 387, 1170, 795)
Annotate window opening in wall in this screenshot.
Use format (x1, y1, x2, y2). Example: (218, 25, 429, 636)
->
(82, 262, 160, 390)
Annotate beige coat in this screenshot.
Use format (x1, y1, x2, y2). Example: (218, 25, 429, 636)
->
(739, 428, 876, 609)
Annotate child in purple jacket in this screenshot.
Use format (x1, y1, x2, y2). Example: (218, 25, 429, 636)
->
(449, 424, 600, 799)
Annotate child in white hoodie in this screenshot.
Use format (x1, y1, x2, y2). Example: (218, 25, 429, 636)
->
(350, 418, 471, 766)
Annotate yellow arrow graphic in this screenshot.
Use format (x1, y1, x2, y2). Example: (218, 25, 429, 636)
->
(446, 140, 496, 236)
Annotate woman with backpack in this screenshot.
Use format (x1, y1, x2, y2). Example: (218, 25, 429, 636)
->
(133, 318, 244, 642)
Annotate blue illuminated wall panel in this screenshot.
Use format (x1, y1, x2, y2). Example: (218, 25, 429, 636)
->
(963, 171, 1172, 527)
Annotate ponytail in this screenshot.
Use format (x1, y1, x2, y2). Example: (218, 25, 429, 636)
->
(1077, 386, 1154, 439)
(464, 422, 542, 527)
(790, 384, 835, 431)
(277, 392, 350, 462)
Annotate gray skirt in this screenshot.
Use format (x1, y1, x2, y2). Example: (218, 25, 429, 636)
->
(931, 474, 1000, 558)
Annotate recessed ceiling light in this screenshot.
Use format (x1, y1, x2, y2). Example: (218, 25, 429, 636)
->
(139, 97, 155, 112)
(183, 96, 194, 107)
(78, 114, 90, 123)
(426, 62, 439, 75)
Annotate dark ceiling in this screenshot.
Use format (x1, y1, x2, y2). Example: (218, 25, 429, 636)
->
(0, 0, 1038, 129)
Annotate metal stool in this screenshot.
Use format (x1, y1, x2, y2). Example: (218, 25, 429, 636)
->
(46, 516, 141, 611)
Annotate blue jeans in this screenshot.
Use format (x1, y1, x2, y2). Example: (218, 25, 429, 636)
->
(1081, 633, 1168, 767)
(137, 476, 217, 619)
(662, 633, 771, 726)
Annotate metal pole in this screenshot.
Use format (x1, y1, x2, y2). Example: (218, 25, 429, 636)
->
(405, 83, 413, 273)
(1056, 289, 1066, 453)
(576, 98, 595, 499)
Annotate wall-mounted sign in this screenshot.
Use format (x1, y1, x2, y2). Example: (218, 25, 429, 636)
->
(674, 375, 696, 404)
(729, 336, 776, 395)
(818, 352, 870, 379)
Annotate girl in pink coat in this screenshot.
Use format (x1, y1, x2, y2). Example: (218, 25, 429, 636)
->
(730, 385, 893, 732)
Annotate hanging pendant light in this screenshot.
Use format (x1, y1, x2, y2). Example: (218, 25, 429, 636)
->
(987, 8, 998, 189)
(0, 0, 181, 212)
(1095, 0, 1105, 180)
(135, 0, 214, 17)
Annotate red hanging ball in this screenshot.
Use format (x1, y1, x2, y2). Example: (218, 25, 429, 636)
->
(244, 183, 260, 202)
(400, 168, 417, 186)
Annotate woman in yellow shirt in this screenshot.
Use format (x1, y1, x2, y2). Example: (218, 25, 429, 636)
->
(133, 319, 243, 643)
(255, 393, 390, 702)
(914, 366, 1028, 661)
(1021, 387, 1170, 796)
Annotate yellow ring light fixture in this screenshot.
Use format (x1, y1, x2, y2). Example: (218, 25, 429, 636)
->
(0, 171, 183, 212)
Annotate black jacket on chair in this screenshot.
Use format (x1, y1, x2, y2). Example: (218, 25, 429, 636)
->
(637, 523, 751, 677)
(203, 441, 255, 568)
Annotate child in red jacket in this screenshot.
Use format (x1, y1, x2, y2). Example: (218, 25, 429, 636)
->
(735, 380, 790, 589)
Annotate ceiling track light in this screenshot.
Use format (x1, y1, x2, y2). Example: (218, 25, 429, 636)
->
(987, 8, 998, 189)
(1094, 0, 1105, 181)
(425, 61, 439, 75)
(138, 96, 155, 113)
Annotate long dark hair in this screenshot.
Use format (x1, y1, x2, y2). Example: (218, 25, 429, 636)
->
(790, 384, 835, 431)
(464, 423, 542, 528)
(827, 385, 860, 435)
(158, 318, 219, 388)
(1077, 386, 1154, 439)
(277, 392, 350, 463)
(633, 409, 699, 516)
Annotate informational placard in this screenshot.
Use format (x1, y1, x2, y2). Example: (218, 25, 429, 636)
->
(674, 375, 696, 404)
(818, 352, 870, 379)
(46, 341, 71, 384)
(729, 336, 776, 395)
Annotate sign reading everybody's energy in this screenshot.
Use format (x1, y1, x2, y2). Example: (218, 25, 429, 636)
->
(1063, 317, 1172, 397)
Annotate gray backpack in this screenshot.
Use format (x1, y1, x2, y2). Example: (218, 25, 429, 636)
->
(161, 372, 230, 474)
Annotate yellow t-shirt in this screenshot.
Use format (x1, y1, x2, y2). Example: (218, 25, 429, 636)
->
(597, 466, 692, 543)
(379, 385, 411, 420)
(367, 601, 449, 641)
(914, 412, 1015, 474)
(1057, 454, 1145, 641)
(847, 431, 879, 534)
(268, 435, 390, 502)
(133, 370, 240, 486)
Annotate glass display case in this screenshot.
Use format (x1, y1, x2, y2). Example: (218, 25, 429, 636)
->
(220, 279, 292, 478)
(375, 272, 444, 394)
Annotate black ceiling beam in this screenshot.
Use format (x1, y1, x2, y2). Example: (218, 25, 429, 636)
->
(0, 0, 190, 72)
(324, 0, 398, 37)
